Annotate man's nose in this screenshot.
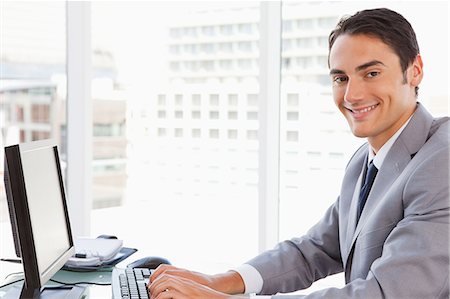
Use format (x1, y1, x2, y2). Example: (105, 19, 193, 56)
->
(344, 78, 365, 103)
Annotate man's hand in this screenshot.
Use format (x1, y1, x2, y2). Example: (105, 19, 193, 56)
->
(149, 273, 232, 299)
(150, 265, 215, 289)
(148, 265, 246, 298)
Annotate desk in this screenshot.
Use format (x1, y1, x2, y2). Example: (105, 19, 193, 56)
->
(0, 268, 114, 298)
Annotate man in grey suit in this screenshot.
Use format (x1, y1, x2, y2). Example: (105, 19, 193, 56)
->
(148, 8, 449, 299)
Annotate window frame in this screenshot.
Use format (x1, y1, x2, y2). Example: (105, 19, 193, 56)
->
(66, 2, 92, 237)
(66, 2, 282, 253)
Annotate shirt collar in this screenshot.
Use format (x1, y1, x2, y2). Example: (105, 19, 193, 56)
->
(368, 115, 413, 169)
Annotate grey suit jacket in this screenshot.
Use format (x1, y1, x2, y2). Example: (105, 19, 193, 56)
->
(248, 103, 449, 298)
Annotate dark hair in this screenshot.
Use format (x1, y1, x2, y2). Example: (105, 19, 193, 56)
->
(328, 8, 420, 95)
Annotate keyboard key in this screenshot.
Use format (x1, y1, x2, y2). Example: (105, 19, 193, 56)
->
(142, 269, 151, 278)
(115, 268, 152, 299)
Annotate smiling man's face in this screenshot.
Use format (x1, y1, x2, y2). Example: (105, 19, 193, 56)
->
(329, 34, 423, 152)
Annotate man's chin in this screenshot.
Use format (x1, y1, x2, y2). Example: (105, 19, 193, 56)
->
(350, 127, 369, 138)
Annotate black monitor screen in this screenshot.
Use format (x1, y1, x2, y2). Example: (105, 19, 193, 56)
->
(20, 141, 71, 281)
(4, 139, 84, 298)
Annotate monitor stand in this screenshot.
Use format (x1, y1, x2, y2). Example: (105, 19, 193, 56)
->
(2, 285, 87, 299)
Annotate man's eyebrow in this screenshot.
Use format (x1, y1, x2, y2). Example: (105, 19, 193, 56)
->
(329, 60, 386, 75)
(329, 69, 345, 75)
(355, 60, 386, 72)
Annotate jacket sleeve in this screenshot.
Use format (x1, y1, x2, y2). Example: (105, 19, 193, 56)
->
(247, 197, 344, 294)
(266, 131, 450, 299)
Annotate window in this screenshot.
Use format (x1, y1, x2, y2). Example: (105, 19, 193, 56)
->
(174, 94, 183, 105)
(175, 110, 183, 119)
(201, 26, 214, 36)
(31, 104, 51, 123)
(31, 131, 51, 140)
(247, 111, 258, 120)
(238, 23, 252, 34)
(192, 128, 201, 138)
(228, 94, 238, 106)
(283, 20, 293, 32)
(200, 43, 214, 54)
(238, 59, 252, 69)
(158, 110, 166, 118)
(296, 37, 314, 48)
(220, 25, 233, 35)
(174, 128, 183, 137)
(228, 129, 238, 139)
(209, 111, 219, 119)
(286, 131, 298, 142)
(192, 94, 201, 106)
(2, 1, 446, 287)
(218, 42, 233, 53)
(228, 111, 238, 120)
(157, 128, 167, 137)
(94, 124, 115, 136)
(246, 130, 258, 140)
(90, 2, 261, 272)
(296, 57, 313, 69)
(238, 41, 252, 52)
(287, 94, 299, 106)
(209, 94, 219, 106)
(158, 94, 166, 105)
(192, 110, 201, 119)
(287, 111, 299, 121)
(318, 17, 337, 28)
(219, 59, 233, 70)
(282, 39, 293, 51)
(247, 94, 258, 106)
(0, 2, 67, 241)
(280, 2, 449, 294)
(209, 129, 219, 138)
(296, 18, 314, 29)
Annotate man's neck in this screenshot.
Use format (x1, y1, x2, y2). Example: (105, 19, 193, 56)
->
(368, 103, 417, 153)
(367, 112, 415, 169)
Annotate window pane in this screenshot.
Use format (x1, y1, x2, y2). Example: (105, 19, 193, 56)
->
(91, 2, 260, 272)
(0, 1, 67, 277)
(280, 0, 448, 293)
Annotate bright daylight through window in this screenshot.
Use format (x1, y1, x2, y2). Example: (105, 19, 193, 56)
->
(0, 1, 448, 292)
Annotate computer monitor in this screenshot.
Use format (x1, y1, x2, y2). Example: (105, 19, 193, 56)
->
(3, 139, 85, 299)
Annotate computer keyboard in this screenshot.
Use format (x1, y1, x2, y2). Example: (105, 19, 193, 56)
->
(112, 267, 152, 299)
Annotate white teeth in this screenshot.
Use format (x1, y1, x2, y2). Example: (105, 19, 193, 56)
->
(353, 104, 378, 114)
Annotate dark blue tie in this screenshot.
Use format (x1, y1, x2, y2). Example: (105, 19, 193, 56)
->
(357, 161, 378, 221)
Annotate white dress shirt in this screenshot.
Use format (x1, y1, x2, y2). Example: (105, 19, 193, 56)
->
(233, 116, 413, 298)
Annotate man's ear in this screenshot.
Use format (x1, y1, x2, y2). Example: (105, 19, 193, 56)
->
(410, 54, 424, 87)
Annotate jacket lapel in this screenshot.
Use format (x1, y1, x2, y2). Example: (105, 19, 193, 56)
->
(340, 146, 367, 268)
(345, 155, 366, 254)
(346, 103, 434, 265)
(351, 141, 411, 241)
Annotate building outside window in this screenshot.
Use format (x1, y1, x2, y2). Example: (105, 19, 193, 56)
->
(0, 1, 448, 287)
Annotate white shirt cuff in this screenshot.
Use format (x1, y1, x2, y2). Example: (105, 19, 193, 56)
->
(231, 264, 264, 294)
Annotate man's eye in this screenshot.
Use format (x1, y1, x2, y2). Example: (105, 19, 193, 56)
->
(333, 76, 348, 84)
(367, 71, 380, 78)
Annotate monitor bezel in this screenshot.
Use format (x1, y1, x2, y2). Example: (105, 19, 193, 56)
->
(4, 139, 75, 298)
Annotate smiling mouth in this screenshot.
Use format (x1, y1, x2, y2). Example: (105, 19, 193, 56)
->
(348, 103, 379, 115)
